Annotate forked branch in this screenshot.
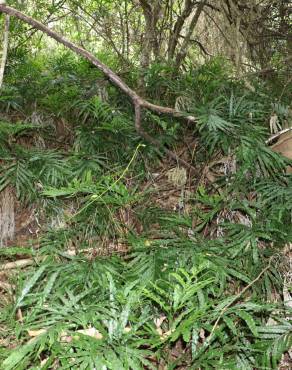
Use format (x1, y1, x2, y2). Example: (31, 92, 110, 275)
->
(0, 4, 196, 170)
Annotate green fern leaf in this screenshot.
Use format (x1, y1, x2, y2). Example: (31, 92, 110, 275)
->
(236, 310, 259, 337)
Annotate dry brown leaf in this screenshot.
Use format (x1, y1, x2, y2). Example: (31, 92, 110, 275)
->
(60, 334, 73, 343)
(16, 308, 23, 323)
(27, 329, 47, 337)
(154, 316, 167, 329)
(77, 327, 103, 339)
(154, 317, 174, 339)
(269, 113, 281, 134)
(160, 329, 173, 339)
(271, 129, 292, 173)
(167, 168, 187, 187)
(0, 338, 10, 346)
(40, 358, 49, 367)
(271, 130, 292, 159)
(199, 328, 205, 340)
(0, 280, 15, 291)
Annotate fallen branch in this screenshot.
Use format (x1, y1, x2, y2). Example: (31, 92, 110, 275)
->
(1, 258, 36, 270)
(265, 127, 292, 144)
(0, 244, 128, 271)
(0, 4, 196, 170)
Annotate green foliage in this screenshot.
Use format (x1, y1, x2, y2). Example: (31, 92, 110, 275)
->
(1, 245, 291, 369)
(0, 50, 291, 369)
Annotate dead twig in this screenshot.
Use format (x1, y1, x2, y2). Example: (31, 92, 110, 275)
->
(0, 243, 129, 272)
(207, 257, 274, 343)
(1, 258, 36, 271)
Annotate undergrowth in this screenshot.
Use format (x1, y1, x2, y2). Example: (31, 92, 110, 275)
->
(0, 54, 291, 369)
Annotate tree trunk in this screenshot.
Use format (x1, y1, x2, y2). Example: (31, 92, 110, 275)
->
(175, 0, 207, 69)
(138, 0, 161, 92)
(167, 0, 194, 62)
(0, 14, 10, 89)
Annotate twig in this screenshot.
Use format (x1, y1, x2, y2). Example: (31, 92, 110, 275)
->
(0, 4, 197, 172)
(0, 244, 129, 272)
(208, 257, 274, 341)
(1, 258, 37, 270)
(72, 143, 144, 218)
(242, 56, 292, 77)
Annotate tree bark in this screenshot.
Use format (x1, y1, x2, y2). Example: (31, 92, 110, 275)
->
(138, 0, 162, 92)
(175, 0, 207, 69)
(167, 0, 194, 61)
(0, 4, 196, 170)
(0, 13, 10, 89)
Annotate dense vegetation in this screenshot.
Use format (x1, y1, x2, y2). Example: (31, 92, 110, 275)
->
(0, 1, 291, 369)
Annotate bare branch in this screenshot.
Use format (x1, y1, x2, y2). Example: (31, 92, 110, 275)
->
(0, 4, 197, 171)
(179, 33, 211, 56)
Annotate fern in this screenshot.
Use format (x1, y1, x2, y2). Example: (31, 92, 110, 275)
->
(1, 51, 291, 369)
